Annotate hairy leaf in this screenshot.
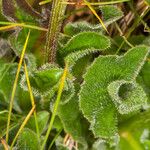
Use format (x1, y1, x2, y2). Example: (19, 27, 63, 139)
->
(63, 21, 103, 36)
(108, 80, 147, 114)
(20, 64, 63, 96)
(9, 29, 41, 56)
(58, 85, 88, 146)
(26, 111, 49, 134)
(0, 63, 22, 112)
(79, 46, 149, 139)
(2, 0, 42, 22)
(16, 128, 41, 150)
(60, 32, 110, 68)
(2, 0, 43, 56)
(101, 5, 123, 26)
(63, 5, 123, 36)
(137, 60, 150, 99)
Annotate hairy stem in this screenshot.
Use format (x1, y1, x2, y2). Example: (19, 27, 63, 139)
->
(45, 0, 68, 63)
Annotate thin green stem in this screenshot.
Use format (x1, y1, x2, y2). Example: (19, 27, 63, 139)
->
(41, 63, 68, 150)
(48, 128, 63, 150)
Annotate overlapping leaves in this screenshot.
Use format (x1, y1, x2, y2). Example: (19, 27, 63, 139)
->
(79, 46, 149, 139)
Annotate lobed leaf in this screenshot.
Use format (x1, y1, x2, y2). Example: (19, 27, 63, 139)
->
(79, 46, 149, 139)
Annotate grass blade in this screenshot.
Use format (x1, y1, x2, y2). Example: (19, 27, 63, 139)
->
(0, 22, 48, 32)
(0, 138, 9, 150)
(0, 24, 22, 31)
(10, 106, 35, 149)
(24, 61, 40, 138)
(6, 31, 30, 143)
(84, 0, 109, 34)
(62, 0, 130, 6)
(39, 0, 52, 5)
(41, 63, 68, 150)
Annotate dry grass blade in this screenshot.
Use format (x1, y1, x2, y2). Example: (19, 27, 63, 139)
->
(62, 0, 130, 5)
(0, 24, 23, 31)
(39, 0, 52, 5)
(24, 61, 40, 137)
(0, 22, 48, 31)
(83, 0, 109, 34)
(0, 138, 9, 150)
(10, 106, 35, 149)
(6, 31, 30, 143)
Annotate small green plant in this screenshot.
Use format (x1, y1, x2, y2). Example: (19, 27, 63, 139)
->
(0, 0, 150, 150)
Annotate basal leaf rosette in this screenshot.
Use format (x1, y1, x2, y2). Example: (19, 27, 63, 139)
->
(79, 46, 149, 140)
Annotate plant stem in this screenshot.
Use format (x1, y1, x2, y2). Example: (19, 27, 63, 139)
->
(45, 0, 68, 63)
(41, 63, 68, 150)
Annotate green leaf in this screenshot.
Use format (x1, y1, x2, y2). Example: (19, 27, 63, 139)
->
(62, 32, 110, 55)
(16, 88, 32, 113)
(63, 21, 103, 36)
(9, 29, 41, 56)
(2, 0, 42, 22)
(79, 46, 149, 139)
(63, 5, 123, 36)
(26, 111, 49, 134)
(2, 0, 43, 56)
(108, 80, 147, 114)
(16, 128, 41, 150)
(61, 32, 110, 68)
(58, 86, 88, 147)
(20, 64, 63, 96)
(0, 63, 22, 112)
(137, 58, 150, 99)
(119, 110, 150, 150)
(100, 5, 123, 26)
(0, 144, 5, 150)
